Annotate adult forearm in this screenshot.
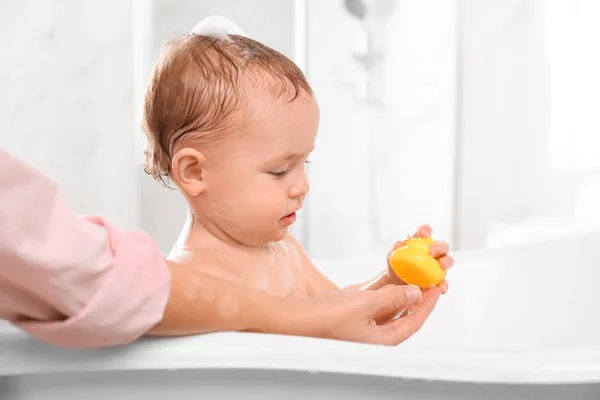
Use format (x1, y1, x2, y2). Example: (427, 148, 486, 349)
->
(147, 262, 287, 336)
(146, 262, 433, 346)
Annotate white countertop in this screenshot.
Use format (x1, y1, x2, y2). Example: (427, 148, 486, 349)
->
(2, 324, 600, 385)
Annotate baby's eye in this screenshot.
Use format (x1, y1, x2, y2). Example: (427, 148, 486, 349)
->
(269, 170, 289, 178)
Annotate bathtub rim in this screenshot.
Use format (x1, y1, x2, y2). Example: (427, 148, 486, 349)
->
(2, 329, 600, 385)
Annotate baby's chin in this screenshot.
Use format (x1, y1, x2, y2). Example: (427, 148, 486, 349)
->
(237, 226, 289, 247)
(270, 226, 290, 242)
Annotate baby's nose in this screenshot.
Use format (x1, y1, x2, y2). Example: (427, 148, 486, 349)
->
(289, 178, 310, 198)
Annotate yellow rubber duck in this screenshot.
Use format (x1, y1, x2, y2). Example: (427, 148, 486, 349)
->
(388, 237, 446, 288)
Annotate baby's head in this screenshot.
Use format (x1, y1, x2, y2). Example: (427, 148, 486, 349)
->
(142, 19, 318, 246)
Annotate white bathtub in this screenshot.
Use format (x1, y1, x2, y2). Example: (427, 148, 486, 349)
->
(2, 230, 600, 399)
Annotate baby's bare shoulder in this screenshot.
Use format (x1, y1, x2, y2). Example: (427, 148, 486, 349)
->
(167, 250, 239, 282)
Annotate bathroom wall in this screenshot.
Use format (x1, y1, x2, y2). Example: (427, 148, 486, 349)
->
(0, 0, 140, 230)
(304, 0, 458, 260)
(305, 0, 600, 255)
(3, 0, 599, 257)
(457, 0, 600, 249)
(455, 0, 551, 249)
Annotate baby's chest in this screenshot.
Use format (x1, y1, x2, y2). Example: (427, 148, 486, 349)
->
(240, 250, 309, 298)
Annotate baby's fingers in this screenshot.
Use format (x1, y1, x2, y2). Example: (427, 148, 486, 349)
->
(386, 238, 408, 265)
(414, 224, 433, 238)
(429, 241, 450, 258)
(438, 280, 449, 294)
(438, 255, 454, 270)
(392, 240, 405, 251)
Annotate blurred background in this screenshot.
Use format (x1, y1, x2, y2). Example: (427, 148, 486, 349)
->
(1, 0, 599, 262)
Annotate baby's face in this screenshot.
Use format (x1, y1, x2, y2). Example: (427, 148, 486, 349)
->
(197, 93, 319, 246)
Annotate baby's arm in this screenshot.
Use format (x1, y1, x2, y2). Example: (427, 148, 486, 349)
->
(286, 234, 340, 295)
(294, 224, 454, 296)
(286, 234, 392, 296)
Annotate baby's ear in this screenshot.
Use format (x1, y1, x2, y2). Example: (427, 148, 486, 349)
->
(171, 147, 206, 196)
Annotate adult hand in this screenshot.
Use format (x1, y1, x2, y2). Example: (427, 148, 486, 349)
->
(283, 284, 440, 346)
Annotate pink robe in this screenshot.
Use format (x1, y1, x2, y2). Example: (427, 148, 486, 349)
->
(0, 148, 171, 348)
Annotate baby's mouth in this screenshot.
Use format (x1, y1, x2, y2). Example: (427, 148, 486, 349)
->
(281, 210, 298, 224)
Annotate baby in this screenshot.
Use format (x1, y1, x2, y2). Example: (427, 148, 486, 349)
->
(142, 17, 454, 309)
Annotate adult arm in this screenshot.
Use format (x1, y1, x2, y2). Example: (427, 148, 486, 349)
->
(149, 261, 439, 346)
(0, 148, 170, 348)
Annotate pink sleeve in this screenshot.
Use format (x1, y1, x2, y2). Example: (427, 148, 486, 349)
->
(0, 148, 171, 348)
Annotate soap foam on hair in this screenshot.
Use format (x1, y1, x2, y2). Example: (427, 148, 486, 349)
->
(190, 15, 248, 40)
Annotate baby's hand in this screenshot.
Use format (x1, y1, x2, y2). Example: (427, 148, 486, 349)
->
(385, 224, 454, 294)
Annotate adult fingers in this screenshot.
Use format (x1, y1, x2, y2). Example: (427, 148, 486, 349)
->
(372, 284, 402, 324)
(375, 287, 441, 346)
(370, 285, 422, 321)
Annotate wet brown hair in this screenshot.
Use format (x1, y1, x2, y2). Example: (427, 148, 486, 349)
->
(142, 33, 314, 187)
